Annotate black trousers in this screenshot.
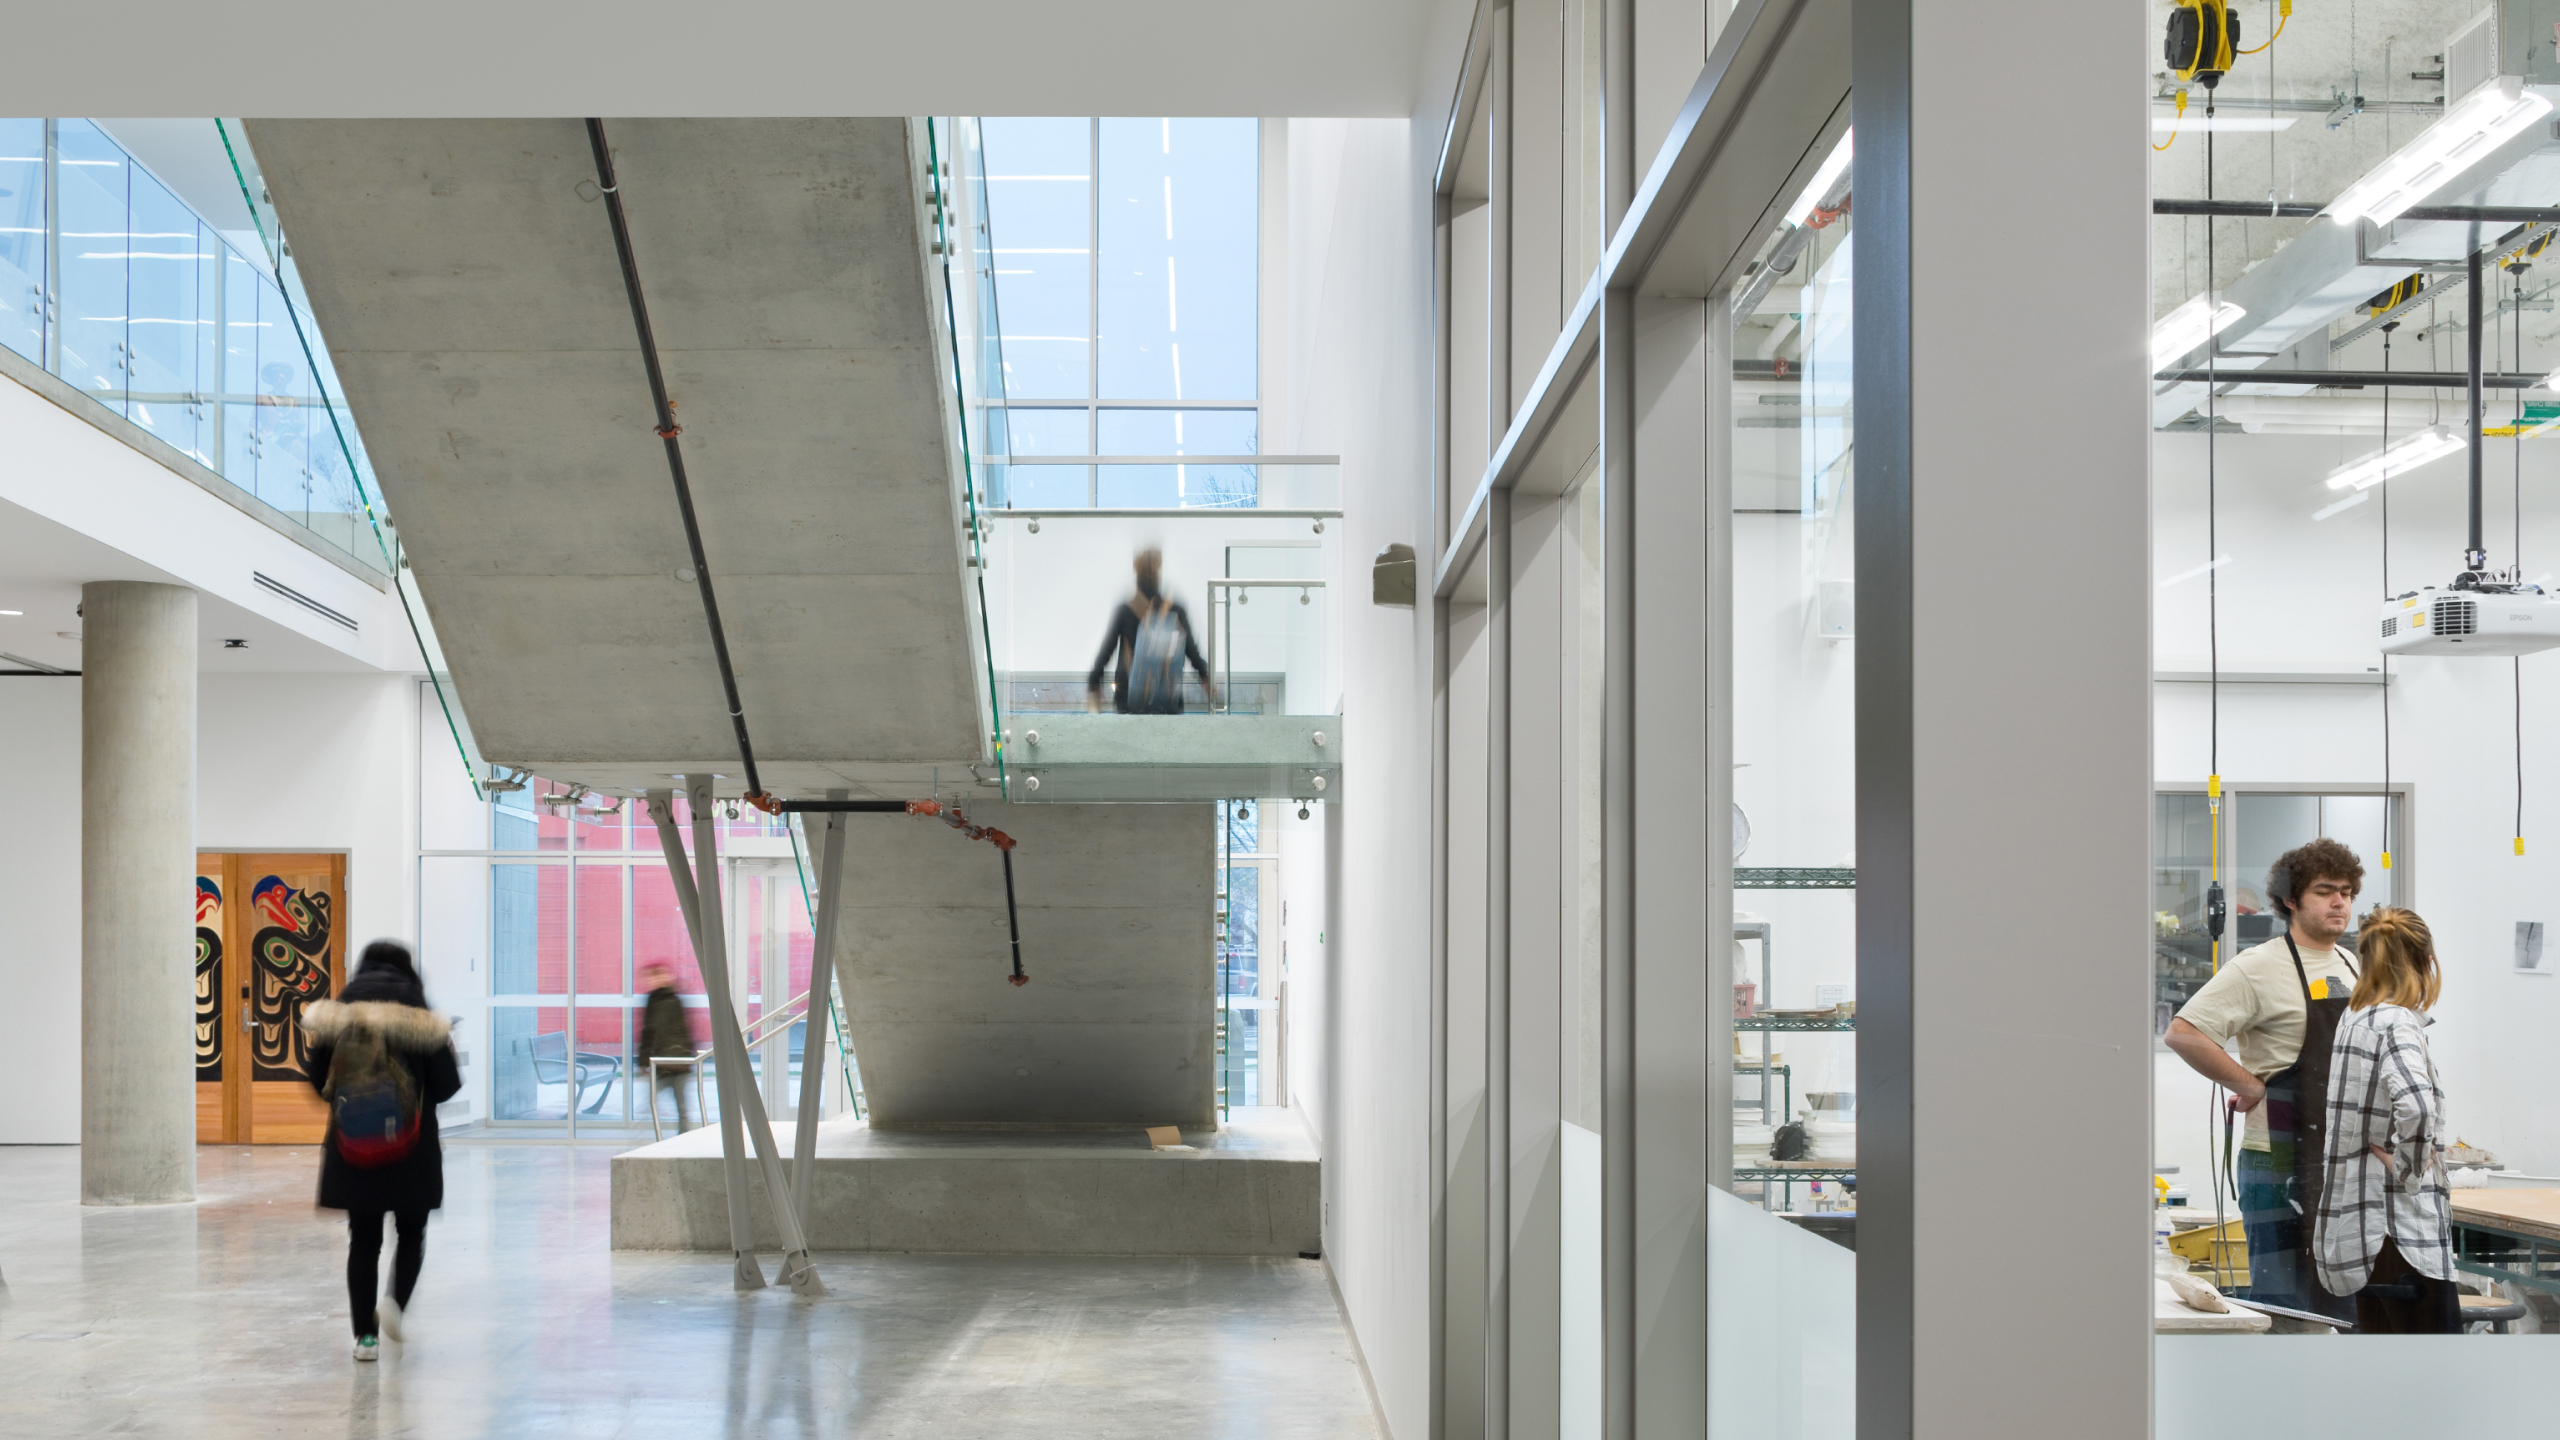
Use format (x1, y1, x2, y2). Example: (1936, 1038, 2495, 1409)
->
(2356, 1236, 2461, 1334)
(347, 1207, 429, 1339)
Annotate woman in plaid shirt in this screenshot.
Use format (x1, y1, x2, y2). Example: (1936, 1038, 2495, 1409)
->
(2311, 907, 2457, 1333)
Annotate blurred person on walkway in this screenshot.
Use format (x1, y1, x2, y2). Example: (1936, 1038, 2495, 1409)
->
(1088, 547, 1217, 714)
(2313, 906, 2459, 1333)
(303, 940, 462, 1362)
(637, 962, 697, 1133)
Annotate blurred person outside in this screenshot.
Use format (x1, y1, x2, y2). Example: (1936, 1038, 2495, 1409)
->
(638, 962, 698, 1133)
(2163, 838, 2365, 1319)
(2313, 906, 2459, 1333)
(1087, 548, 1218, 713)
(302, 939, 462, 1362)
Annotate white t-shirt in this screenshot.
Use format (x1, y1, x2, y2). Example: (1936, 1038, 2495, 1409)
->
(2175, 933, 2358, 1151)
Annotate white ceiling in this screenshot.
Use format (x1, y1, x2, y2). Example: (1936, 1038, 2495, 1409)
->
(0, 496, 389, 675)
(13, 0, 1448, 119)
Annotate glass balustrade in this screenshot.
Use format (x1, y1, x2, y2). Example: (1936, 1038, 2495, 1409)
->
(927, 118, 1342, 803)
(0, 118, 392, 579)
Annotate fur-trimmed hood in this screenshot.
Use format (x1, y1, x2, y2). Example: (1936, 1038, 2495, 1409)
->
(303, 999, 452, 1052)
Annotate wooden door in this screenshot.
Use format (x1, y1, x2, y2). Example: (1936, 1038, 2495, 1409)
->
(194, 853, 347, 1144)
(194, 856, 235, 1142)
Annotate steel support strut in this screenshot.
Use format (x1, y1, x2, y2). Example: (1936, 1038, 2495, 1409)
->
(789, 800, 850, 1228)
(644, 789, 762, 1289)
(683, 776, 824, 1294)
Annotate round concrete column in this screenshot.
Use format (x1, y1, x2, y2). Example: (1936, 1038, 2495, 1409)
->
(81, 580, 197, 1205)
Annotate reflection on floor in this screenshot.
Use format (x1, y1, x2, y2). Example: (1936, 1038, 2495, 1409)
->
(0, 1143, 1382, 1439)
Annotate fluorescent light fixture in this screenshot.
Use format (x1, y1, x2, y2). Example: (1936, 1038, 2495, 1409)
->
(1784, 129, 1853, 227)
(2151, 292, 2247, 368)
(2328, 77, 2555, 227)
(2324, 423, 2466, 490)
(2159, 555, 2235, 588)
(2544, 365, 2560, 392)
(2151, 116, 2297, 132)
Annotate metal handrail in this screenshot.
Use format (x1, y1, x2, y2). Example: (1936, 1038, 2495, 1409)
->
(1207, 579, 1329, 712)
(740, 991, 811, 1050)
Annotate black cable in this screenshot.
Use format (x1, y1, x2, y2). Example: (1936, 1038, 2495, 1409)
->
(585, 118, 768, 802)
(1001, 848, 1026, 985)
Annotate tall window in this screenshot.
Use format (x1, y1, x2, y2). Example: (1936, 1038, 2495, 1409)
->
(978, 118, 1259, 508)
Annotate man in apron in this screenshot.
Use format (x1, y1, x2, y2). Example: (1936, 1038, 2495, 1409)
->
(2164, 838, 2363, 1320)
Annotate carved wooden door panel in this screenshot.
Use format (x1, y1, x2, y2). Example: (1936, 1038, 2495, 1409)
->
(195, 853, 347, 1144)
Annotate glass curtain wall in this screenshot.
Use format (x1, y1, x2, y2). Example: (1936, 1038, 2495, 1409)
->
(421, 746, 837, 1137)
(0, 118, 390, 577)
(1713, 119, 1858, 1437)
(977, 117, 1259, 509)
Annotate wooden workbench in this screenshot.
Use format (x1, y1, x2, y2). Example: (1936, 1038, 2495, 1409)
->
(2450, 1189, 2560, 1244)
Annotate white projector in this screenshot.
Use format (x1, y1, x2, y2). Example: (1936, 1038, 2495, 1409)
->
(2379, 586, 2560, 656)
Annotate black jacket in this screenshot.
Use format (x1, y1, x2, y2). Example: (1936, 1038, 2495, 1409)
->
(303, 972, 462, 1213)
(1086, 596, 1210, 713)
(639, 987, 693, 1060)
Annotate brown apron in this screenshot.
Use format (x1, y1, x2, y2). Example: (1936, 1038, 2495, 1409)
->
(2262, 932, 2357, 1321)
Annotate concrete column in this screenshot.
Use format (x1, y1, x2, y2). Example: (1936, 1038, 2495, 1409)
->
(81, 580, 197, 1206)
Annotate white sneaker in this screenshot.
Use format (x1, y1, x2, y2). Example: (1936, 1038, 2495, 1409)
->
(379, 1296, 403, 1341)
(354, 1336, 379, 1362)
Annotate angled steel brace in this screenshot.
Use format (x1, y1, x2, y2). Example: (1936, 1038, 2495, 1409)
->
(789, 799, 849, 1226)
(643, 789, 763, 1290)
(679, 776, 824, 1295)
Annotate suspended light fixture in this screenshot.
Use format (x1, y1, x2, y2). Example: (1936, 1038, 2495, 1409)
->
(2324, 423, 2466, 491)
(2327, 77, 2554, 227)
(2151, 292, 2247, 369)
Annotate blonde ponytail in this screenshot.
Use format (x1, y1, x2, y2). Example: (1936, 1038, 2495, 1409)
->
(2350, 906, 2442, 1012)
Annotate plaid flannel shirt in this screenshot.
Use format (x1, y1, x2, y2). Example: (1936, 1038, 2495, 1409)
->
(2312, 1003, 2453, 1292)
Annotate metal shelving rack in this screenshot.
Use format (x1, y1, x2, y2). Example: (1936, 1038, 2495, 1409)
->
(1733, 868, 1857, 1210)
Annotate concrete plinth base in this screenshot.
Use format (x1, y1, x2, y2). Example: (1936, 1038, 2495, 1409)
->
(611, 1107, 1319, 1257)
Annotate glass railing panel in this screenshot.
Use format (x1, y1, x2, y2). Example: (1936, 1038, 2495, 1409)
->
(0, 118, 396, 581)
(0, 119, 44, 367)
(55, 120, 130, 419)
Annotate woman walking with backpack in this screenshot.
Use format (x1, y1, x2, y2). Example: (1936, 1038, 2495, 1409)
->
(302, 940, 462, 1361)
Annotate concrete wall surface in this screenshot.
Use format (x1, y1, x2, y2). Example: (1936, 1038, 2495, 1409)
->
(838, 802, 1217, 1127)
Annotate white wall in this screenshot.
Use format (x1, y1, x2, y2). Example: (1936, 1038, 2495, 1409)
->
(2153, 430, 2560, 1179)
(0, 670, 421, 1144)
(1285, 109, 1443, 1438)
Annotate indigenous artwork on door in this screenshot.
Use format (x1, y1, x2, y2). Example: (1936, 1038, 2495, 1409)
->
(249, 875, 335, 1082)
(195, 876, 223, 1082)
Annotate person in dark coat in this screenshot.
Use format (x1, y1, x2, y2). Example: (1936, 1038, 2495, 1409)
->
(302, 939, 461, 1361)
(636, 962, 697, 1132)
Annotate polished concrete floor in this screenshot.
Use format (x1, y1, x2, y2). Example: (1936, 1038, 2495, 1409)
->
(0, 1143, 1383, 1439)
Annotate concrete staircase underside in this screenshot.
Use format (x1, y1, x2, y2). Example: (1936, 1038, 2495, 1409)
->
(246, 118, 986, 792)
(610, 1111, 1318, 1256)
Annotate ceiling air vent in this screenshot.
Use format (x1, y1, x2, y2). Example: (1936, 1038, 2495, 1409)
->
(253, 572, 359, 632)
(2432, 596, 2478, 637)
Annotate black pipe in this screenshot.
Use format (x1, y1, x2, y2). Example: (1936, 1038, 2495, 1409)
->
(776, 799, 919, 813)
(1000, 848, 1026, 985)
(585, 119, 767, 801)
(2155, 199, 2560, 224)
(2469, 247, 2488, 571)
(2153, 367, 2547, 388)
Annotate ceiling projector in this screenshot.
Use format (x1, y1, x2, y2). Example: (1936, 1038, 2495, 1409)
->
(2379, 583, 2560, 656)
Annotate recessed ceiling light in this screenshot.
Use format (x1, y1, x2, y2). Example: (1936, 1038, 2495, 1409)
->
(0, 609, 20, 616)
(223, 638, 248, 649)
